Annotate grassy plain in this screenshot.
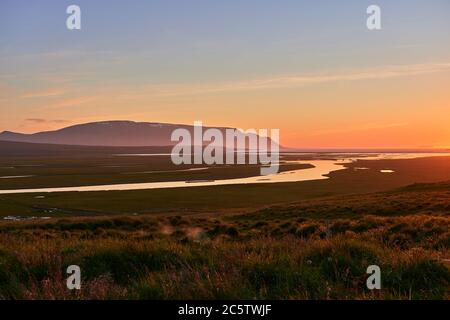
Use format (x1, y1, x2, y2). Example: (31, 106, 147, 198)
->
(0, 181, 449, 299)
(0, 142, 449, 299)
(0, 155, 449, 217)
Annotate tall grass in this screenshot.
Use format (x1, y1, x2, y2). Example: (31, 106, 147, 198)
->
(0, 213, 448, 300)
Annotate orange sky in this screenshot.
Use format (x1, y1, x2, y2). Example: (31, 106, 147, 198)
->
(2, 63, 449, 148)
(1, 1, 450, 149)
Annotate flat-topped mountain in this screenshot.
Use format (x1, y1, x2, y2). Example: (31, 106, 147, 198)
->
(0, 121, 279, 148)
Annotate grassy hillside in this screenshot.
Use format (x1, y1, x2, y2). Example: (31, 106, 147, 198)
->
(0, 181, 449, 299)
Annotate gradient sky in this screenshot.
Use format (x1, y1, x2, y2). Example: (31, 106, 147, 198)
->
(1, 0, 449, 148)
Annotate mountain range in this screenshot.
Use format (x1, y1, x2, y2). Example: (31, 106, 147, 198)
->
(0, 121, 279, 148)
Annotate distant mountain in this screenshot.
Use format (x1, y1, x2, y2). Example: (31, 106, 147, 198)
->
(0, 121, 281, 148)
(0, 140, 174, 157)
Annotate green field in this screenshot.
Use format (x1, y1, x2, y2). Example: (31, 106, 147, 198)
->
(0, 181, 449, 299)
(0, 147, 449, 299)
(1, 155, 449, 217)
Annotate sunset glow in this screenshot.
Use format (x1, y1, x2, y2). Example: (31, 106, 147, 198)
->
(1, 0, 449, 148)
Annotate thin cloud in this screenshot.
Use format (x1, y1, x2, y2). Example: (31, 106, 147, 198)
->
(25, 118, 69, 124)
(0, 49, 115, 61)
(309, 122, 408, 136)
(21, 89, 65, 99)
(141, 62, 450, 97)
(42, 96, 98, 109)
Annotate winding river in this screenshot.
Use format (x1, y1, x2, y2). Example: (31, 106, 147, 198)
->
(0, 153, 448, 194)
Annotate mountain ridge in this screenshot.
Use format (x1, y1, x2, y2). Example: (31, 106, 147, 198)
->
(0, 120, 280, 148)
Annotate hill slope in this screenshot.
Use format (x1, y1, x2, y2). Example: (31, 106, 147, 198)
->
(0, 121, 279, 147)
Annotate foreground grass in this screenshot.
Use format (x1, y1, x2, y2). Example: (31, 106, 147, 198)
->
(0, 211, 449, 300)
(0, 181, 449, 300)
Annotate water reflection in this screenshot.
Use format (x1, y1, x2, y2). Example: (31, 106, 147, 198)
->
(0, 153, 448, 194)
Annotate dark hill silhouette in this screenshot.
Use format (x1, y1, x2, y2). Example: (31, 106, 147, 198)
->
(0, 121, 280, 148)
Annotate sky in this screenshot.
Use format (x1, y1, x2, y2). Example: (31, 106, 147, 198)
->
(0, 0, 449, 148)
